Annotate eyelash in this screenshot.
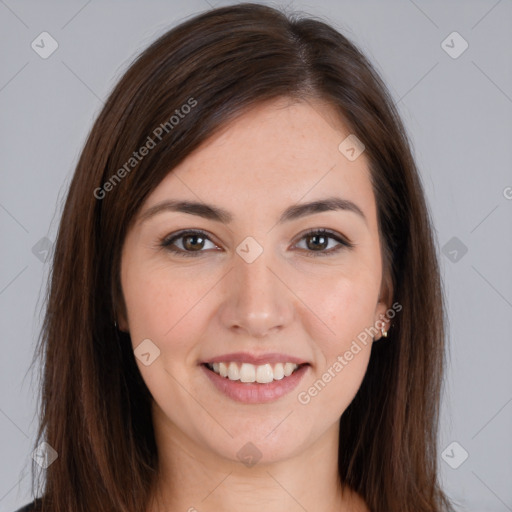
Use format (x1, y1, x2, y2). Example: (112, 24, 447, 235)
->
(159, 228, 354, 258)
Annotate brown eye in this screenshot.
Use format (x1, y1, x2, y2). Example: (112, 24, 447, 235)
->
(161, 230, 218, 257)
(295, 229, 353, 257)
(305, 232, 329, 251)
(182, 233, 206, 251)
(160, 228, 353, 259)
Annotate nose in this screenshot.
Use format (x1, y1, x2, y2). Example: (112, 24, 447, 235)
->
(218, 248, 294, 338)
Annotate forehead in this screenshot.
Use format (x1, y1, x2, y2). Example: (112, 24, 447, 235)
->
(142, 97, 377, 229)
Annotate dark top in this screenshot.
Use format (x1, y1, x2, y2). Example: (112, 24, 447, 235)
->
(14, 498, 42, 512)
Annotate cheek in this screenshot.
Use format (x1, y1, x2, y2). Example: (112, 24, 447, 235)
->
(122, 261, 199, 335)
(303, 267, 380, 347)
(298, 267, 378, 414)
(122, 270, 168, 337)
(298, 320, 373, 417)
(122, 262, 216, 367)
(122, 267, 205, 398)
(314, 346, 372, 416)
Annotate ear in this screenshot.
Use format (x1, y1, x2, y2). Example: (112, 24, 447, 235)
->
(374, 269, 393, 340)
(117, 310, 130, 333)
(112, 274, 130, 333)
(114, 294, 130, 333)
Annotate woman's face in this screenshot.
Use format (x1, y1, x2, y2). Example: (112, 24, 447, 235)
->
(119, 97, 391, 467)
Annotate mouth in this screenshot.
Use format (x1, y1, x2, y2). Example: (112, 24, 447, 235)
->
(202, 361, 309, 384)
(200, 359, 310, 404)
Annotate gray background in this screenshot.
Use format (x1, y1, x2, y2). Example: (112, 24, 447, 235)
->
(1, 1, 511, 511)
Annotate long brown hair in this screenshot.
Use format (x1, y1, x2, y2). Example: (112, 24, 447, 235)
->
(29, 3, 454, 511)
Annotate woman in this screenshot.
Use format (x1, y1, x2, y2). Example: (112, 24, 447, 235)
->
(19, 3, 455, 511)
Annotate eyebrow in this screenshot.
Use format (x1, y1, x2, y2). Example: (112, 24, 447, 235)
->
(138, 196, 367, 226)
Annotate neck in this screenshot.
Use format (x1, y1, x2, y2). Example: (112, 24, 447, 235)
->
(147, 406, 364, 512)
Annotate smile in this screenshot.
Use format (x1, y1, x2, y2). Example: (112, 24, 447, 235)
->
(205, 361, 304, 383)
(201, 362, 310, 404)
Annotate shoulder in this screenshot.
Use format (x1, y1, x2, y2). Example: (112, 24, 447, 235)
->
(13, 498, 42, 512)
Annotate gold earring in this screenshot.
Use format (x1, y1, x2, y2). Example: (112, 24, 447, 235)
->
(381, 326, 388, 338)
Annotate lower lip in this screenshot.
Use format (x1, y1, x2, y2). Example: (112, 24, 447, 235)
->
(200, 364, 309, 404)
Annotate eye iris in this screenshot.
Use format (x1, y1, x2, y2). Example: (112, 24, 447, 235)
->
(183, 234, 205, 251)
(307, 233, 328, 251)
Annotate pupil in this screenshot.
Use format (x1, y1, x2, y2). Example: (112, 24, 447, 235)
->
(308, 234, 327, 250)
(184, 235, 204, 251)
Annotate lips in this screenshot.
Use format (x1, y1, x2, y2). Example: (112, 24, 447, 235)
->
(201, 352, 309, 366)
(199, 352, 310, 403)
(200, 362, 310, 404)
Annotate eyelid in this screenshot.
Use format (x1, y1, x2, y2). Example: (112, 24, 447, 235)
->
(291, 228, 354, 256)
(160, 227, 353, 257)
(160, 229, 220, 256)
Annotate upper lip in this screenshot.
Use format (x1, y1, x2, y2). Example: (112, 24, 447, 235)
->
(201, 352, 309, 366)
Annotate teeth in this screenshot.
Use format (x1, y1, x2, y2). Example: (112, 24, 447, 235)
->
(256, 363, 273, 384)
(273, 363, 284, 380)
(219, 362, 228, 377)
(228, 362, 239, 380)
(207, 361, 301, 383)
(283, 362, 296, 377)
(239, 363, 256, 382)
